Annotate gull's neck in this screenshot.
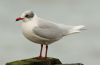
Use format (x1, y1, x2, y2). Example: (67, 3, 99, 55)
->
(31, 14, 38, 23)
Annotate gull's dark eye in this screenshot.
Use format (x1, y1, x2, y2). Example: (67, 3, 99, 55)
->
(25, 14, 30, 18)
(25, 13, 34, 18)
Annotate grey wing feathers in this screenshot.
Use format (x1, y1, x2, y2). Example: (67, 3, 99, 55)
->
(33, 27, 62, 39)
(33, 18, 64, 39)
(37, 18, 58, 28)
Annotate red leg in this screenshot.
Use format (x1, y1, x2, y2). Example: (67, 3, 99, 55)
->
(45, 45, 48, 58)
(39, 44, 43, 58)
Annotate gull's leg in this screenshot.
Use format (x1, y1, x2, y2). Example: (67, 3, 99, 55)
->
(45, 45, 48, 58)
(39, 44, 43, 58)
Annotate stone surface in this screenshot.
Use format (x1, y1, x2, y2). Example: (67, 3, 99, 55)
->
(6, 57, 62, 65)
(6, 57, 83, 65)
(55, 63, 84, 65)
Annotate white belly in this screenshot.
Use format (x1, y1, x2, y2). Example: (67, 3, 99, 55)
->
(21, 22, 56, 45)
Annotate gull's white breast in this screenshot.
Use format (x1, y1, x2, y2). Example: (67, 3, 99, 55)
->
(21, 21, 54, 45)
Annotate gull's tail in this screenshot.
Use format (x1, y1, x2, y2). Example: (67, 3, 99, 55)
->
(69, 25, 85, 34)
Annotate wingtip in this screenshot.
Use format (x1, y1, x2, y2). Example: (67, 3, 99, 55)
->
(73, 25, 86, 32)
(79, 25, 86, 30)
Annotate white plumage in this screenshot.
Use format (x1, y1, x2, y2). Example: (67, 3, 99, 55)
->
(16, 10, 85, 58)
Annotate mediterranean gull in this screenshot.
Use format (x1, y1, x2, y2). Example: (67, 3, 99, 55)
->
(16, 10, 85, 58)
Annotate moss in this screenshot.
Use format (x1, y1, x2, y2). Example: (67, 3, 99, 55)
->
(6, 57, 61, 65)
(6, 57, 83, 65)
(55, 63, 84, 65)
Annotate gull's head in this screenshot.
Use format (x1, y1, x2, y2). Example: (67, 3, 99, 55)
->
(16, 10, 34, 22)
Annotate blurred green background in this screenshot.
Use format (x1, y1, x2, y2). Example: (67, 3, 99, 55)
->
(0, 0, 100, 65)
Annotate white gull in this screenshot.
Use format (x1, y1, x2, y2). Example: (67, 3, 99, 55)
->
(16, 10, 85, 58)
